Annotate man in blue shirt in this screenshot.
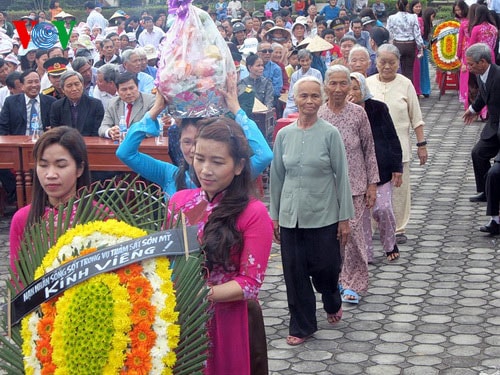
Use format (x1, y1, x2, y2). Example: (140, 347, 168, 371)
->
(320, 0, 340, 22)
(258, 41, 283, 104)
(346, 18, 373, 53)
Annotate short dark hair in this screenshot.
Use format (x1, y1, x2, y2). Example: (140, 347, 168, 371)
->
(48, 46, 64, 58)
(20, 70, 39, 84)
(115, 72, 139, 89)
(0, 58, 5, 68)
(84, 1, 96, 9)
(6, 71, 22, 89)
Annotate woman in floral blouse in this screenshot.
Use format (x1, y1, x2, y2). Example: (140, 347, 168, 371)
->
(386, 0, 424, 83)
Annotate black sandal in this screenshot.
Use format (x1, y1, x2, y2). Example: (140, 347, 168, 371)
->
(386, 245, 400, 261)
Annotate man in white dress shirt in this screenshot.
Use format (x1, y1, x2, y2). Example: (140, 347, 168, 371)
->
(138, 16, 165, 49)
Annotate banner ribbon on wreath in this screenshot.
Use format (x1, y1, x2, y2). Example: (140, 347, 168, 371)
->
(10, 226, 199, 325)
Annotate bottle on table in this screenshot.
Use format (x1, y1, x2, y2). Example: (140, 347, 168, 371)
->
(31, 114, 41, 142)
(119, 115, 127, 143)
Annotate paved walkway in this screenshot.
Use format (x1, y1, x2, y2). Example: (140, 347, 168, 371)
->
(1, 77, 500, 374)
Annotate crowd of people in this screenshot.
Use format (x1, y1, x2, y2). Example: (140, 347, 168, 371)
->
(1, 0, 500, 372)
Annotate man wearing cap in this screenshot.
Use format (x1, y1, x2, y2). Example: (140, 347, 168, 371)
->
(0, 59, 9, 89)
(139, 46, 157, 79)
(50, 70, 104, 136)
(320, 0, 340, 22)
(330, 18, 346, 44)
(346, 18, 372, 51)
(42, 57, 68, 100)
(3, 54, 19, 73)
(120, 49, 155, 94)
(138, 16, 165, 49)
(85, 1, 108, 35)
(258, 41, 283, 105)
(93, 64, 118, 110)
(94, 39, 121, 68)
(232, 22, 247, 48)
(98, 72, 155, 141)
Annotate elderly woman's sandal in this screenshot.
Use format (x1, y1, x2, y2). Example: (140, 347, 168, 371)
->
(286, 335, 311, 346)
(386, 245, 400, 261)
(341, 289, 360, 304)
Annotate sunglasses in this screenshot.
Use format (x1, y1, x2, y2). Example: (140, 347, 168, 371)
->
(259, 49, 273, 53)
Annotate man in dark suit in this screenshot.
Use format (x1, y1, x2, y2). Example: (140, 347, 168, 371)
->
(0, 70, 56, 135)
(50, 71, 104, 136)
(463, 43, 500, 203)
(0, 70, 56, 204)
(480, 129, 500, 235)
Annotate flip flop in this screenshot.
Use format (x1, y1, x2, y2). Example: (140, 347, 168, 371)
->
(286, 335, 311, 346)
(341, 289, 360, 304)
(327, 307, 343, 324)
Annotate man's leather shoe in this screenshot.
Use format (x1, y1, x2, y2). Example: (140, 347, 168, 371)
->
(470, 192, 487, 202)
(480, 220, 500, 235)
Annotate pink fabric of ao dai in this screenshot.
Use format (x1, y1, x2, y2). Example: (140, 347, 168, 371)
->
(168, 188, 273, 375)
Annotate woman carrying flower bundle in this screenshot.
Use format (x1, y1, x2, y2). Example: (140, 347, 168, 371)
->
(9, 126, 91, 277)
(168, 117, 273, 374)
(116, 76, 272, 199)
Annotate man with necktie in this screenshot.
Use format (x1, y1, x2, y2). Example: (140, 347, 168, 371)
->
(462, 43, 500, 203)
(0, 70, 56, 205)
(98, 72, 155, 141)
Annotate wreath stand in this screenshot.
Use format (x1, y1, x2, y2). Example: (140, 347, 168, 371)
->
(437, 69, 460, 100)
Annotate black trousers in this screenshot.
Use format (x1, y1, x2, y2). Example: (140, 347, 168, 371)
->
(0, 169, 16, 199)
(486, 161, 500, 216)
(471, 137, 500, 193)
(280, 223, 342, 338)
(393, 40, 416, 82)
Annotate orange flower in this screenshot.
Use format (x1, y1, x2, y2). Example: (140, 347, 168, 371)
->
(130, 321, 157, 349)
(131, 299, 156, 323)
(41, 363, 57, 375)
(35, 337, 53, 364)
(80, 247, 97, 256)
(116, 263, 144, 283)
(126, 276, 153, 302)
(37, 316, 55, 336)
(125, 347, 152, 373)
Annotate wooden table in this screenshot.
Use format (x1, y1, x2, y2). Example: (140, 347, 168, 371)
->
(0, 136, 28, 209)
(0, 136, 170, 207)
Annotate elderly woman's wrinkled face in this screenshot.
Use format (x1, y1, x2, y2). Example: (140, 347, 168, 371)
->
(349, 50, 370, 75)
(272, 47, 283, 63)
(325, 71, 351, 105)
(295, 80, 323, 116)
(340, 40, 355, 59)
(349, 78, 363, 104)
(376, 51, 399, 82)
(299, 56, 311, 71)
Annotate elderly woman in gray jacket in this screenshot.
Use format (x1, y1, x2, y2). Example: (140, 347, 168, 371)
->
(270, 76, 354, 346)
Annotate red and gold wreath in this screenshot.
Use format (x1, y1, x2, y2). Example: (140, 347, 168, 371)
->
(432, 20, 461, 71)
